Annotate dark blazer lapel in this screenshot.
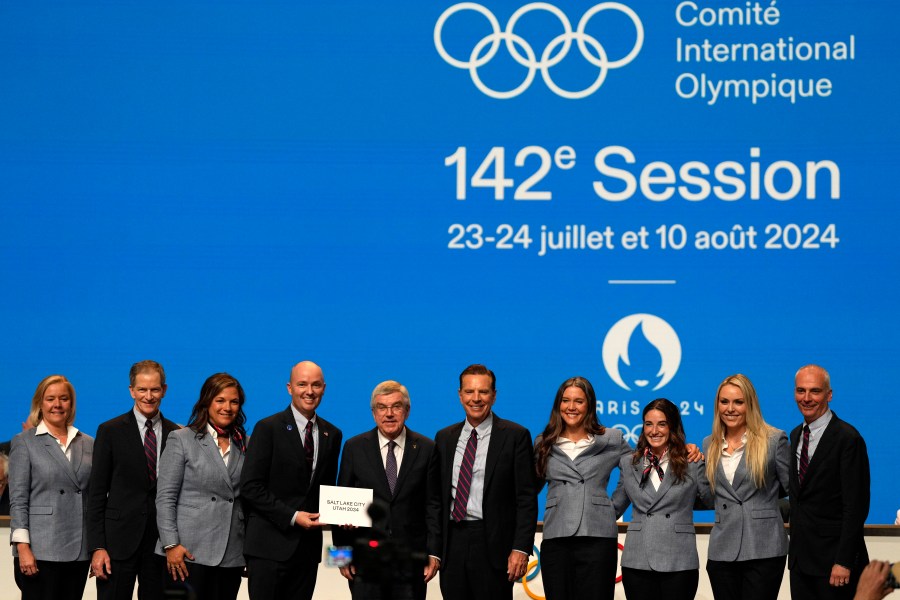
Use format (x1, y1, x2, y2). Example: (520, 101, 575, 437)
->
(394, 429, 421, 498)
(125, 410, 148, 465)
(442, 423, 465, 493)
(310, 416, 336, 487)
(361, 430, 392, 499)
(160, 415, 178, 453)
(279, 408, 310, 479)
(804, 415, 839, 483)
(484, 415, 509, 491)
(789, 425, 801, 496)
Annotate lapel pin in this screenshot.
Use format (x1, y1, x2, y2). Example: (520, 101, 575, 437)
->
(323, 431, 329, 437)
(287, 425, 293, 431)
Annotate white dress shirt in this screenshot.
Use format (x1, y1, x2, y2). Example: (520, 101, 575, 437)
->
(450, 413, 492, 521)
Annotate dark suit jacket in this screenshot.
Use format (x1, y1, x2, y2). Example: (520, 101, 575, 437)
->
(86, 410, 179, 559)
(333, 427, 441, 557)
(240, 407, 342, 563)
(788, 411, 869, 576)
(435, 413, 537, 571)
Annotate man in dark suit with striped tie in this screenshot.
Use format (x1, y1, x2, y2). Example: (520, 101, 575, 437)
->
(334, 380, 441, 600)
(435, 364, 537, 600)
(86, 360, 180, 600)
(789, 364, 870, 600)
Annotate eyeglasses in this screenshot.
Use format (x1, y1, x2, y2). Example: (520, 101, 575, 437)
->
(374, 403, 406, 414)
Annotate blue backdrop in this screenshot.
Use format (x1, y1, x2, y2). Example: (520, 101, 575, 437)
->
(1, 1, 896, 522)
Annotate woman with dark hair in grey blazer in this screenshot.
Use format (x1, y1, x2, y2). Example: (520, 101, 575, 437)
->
(613, 398, 703, 600)
(534, 376, 632, 600)
(156, 373, 248, 600)
(698, 374, 790, 600)
(9, 374, 94, 600)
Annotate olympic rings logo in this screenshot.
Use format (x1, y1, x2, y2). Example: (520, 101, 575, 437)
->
(611, 423, 643, 445)
(434, 2, 644, 99)
(518, 542, 625, 599)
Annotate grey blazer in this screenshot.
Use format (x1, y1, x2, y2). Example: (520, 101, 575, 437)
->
(538, 429, 632, 540)
(8, 428, 94, 561)
(155, 427, 245, 568)
(614, 456, 702, 572)
(698, 429, 790, 562)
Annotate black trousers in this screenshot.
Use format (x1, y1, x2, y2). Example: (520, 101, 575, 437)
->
(246, 550, 318, 600)
(707, 555, 786, 600)
(96, 522, 166, 600)
(164, 563, 243, 600)
(13, 558, 89, 600)
(540, 536, 619, 600)
(621, 566, 698, 600)
(439, 521, 513, 600)
(790, 567, 859, 600)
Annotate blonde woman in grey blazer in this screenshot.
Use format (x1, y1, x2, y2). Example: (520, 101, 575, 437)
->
(698, 374, 790, 600)
(613, 398, 703, 600)
(9, 375, 93, 600)
(156, 373, 248, 600)
(534, 376, 632, 600)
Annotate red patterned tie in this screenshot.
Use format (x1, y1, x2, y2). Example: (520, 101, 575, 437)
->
(798, 425, 810, 485)
(451, 429, 477, 522)
(144, 419, 157, 482)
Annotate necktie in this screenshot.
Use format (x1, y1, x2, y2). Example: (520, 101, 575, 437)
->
(452, 429, 477, 522)
(144, 419, 157, 482)
(798, 425, 810, 485)
(640, 448, 665, 488)
(304, 421, 315, 469)
(385, 440, 398, 496)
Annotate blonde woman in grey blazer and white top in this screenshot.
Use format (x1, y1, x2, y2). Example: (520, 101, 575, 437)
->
(534, 377, 632, 600)
(156, 373, 248, 600)
(9, 375, 93, 600)
(698, 373, 791, 600)
(612, 398, 703, 600)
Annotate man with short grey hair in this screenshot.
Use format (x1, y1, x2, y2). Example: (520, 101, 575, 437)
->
(335, 380, 441, 600)
(788, 364, 870, 600)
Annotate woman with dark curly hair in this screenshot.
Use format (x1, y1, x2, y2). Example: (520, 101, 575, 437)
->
(155, 372, 249, 600)
(614, 398, 704, 600)
(534, 376, 632, 600)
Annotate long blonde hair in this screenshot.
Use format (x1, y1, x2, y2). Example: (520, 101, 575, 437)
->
(705, 374, 774, 492)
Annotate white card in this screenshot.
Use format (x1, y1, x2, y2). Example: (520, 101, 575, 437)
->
(319, 485, 374, 526)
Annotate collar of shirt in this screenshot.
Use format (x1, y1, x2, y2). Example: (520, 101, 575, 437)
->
(133, 407, 161, 429)
(206, 423, 231, 461)
(556, 434, 594, 448)
(555, 434, 594, 460)
(721, 431, 748, 457)
(462, 411, 493, 440)
(804, 409, 832, 438)
(35, 421, 80, 454)
(377, 427, 406, 453)
(290, 404, 316, 432)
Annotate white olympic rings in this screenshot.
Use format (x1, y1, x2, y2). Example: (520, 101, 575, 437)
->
(434, 2, 644, 99)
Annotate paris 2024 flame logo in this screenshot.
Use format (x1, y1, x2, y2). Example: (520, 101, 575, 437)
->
(601, 314, 681, 392)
